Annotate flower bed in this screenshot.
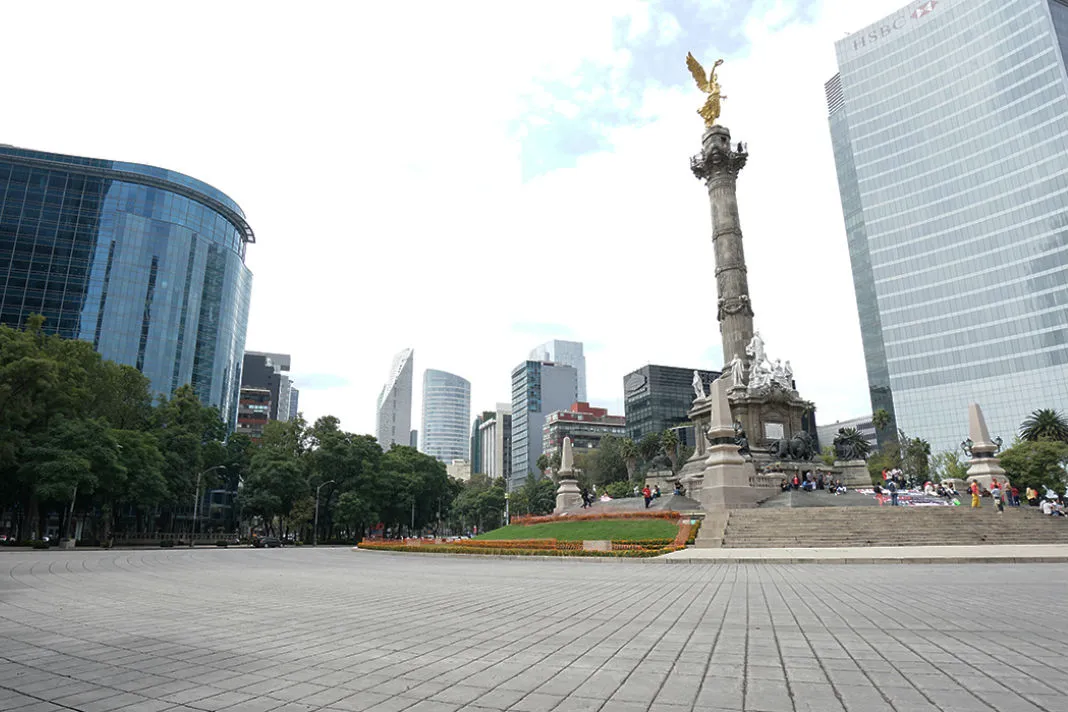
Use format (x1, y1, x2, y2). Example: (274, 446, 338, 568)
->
(358, 540, 683, 558)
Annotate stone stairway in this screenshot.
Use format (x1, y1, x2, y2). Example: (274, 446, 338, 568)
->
(711, 506, 1068, 548)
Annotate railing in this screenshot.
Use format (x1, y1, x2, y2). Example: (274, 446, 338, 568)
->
(111, 532, 239, 546)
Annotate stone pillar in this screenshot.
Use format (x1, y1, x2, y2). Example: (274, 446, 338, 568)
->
(691, 125, 752, 371)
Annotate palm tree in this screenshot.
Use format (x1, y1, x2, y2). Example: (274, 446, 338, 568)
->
(872, 409, 891, 433)
(661, 429, 680, 474)
(1020, 409, 1068, 442)
(620, 438, 639, 482)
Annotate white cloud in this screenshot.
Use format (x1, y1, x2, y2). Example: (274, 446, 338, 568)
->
(1, 0, 907, 437)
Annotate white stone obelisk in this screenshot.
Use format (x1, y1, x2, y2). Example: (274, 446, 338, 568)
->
(554, 437, 583, 513)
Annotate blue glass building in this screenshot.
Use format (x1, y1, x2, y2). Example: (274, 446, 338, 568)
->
(0, 146, 253, 425)
(421, 369, 471, 464)
(827, 0, 1068, 453)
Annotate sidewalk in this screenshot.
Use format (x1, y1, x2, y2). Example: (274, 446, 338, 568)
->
(657, 543, 1068, 564)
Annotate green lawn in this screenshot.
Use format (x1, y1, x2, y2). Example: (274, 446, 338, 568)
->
(474, 519, 678, 541)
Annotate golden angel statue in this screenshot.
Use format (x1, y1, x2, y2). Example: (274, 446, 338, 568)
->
(685, 53, 726, 127)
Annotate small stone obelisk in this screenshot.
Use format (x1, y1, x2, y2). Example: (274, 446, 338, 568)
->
(687, 378, 754, 510)
(553, 437, 583, 513)
(691, 127, 753, 371)
(965, 403, 1007, 483)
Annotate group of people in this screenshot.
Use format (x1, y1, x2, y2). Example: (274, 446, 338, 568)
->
(779, 472, 847, 495)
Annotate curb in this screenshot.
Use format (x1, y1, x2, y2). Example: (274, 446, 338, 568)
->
(352, 548, 1068, 565)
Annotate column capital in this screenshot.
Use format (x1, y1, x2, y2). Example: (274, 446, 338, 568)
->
(691, 125, 748, 181)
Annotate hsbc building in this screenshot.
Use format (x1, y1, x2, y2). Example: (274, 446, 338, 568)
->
(826, 0, 1068, 453)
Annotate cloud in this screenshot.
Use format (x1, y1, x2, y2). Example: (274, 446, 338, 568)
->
(293, 374, 350, 391)
(0, 0, 907, 437)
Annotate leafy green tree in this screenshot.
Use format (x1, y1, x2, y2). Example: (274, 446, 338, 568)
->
(23, 418, 123, 539)
(931, 451, 968, 482)
(999, 439, 1068, 494)
(901, 432, 931, 481)
(334, 491, 373, 538)
(1019, 409, 1068, 443)
(536, 454, 550, 474)
(820, 446, 836, 467)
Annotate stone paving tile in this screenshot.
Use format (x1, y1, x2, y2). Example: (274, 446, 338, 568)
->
(3, 550, 1068, 712)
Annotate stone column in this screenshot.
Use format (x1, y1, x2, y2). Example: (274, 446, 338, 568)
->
(691, 125, 752, 371)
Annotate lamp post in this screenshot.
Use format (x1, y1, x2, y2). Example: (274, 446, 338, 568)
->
(504, 492, 510, 526)
(192, 465, 226, 547)
(313, 480, 334, 546)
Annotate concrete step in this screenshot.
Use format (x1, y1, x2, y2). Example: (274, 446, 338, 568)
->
(722, 506, 1068, 548)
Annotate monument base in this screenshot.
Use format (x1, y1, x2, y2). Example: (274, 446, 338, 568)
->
(554, 478, 582, 514)
(835, 460, 871, 488)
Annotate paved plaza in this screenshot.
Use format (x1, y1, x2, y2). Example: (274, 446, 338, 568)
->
(1, 549, 1067, 712)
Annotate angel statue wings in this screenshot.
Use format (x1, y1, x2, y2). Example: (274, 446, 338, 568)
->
(685, 53, 726, 127)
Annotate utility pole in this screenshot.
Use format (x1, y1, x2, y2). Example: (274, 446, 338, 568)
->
(313, 480, 335, 546)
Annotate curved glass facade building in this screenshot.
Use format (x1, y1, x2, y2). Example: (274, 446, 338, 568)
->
(376, 348, 414, 449)
(828, 0, 1068, 452)
(421, 369, 471, 463)
(0, 146, 253, 424)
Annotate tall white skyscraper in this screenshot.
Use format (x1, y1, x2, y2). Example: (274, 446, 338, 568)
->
(529, 340, 586, 401)
(421, 369, 472, 463)
(375, 348, 413, 449)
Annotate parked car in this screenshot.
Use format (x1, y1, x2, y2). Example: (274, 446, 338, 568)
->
(253, 536, 282, 548)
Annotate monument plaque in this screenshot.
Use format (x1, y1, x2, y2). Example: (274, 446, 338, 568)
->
(764, 422, 784, 440)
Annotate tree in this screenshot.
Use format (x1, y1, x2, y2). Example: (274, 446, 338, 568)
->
(999, 439, 1068, 494)
(334, 492, 373, 538)
(931, 451, 968, 482)
(585, 436, 629, 485)
(1019, 409, 1068, 443)
(872, 409, 892, 433)
(661, 429, 680, 474)
(536, 454, 550, 474)
(638, 432, 662, 464)
(901, 433, 931, 481)
(819, 446, 836, 467)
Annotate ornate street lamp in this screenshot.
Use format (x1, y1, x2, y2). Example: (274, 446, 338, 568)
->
(960, 438, 974, 457)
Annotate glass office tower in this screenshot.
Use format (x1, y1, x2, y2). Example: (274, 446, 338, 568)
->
(827, 0, 1068, 452)
(421, 369, 471, 463)
(0, 146, 253, 425)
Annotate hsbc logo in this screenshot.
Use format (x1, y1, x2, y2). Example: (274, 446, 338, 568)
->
(912, 0, 937, 18)
(852, 0, 937, 51)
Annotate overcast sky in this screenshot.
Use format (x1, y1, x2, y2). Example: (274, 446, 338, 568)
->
(5, 0, 907, 435)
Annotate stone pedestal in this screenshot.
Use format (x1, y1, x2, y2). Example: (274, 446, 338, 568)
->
(554, 478, 582, 514)
(835, 460, 871, 488)
(59, 538, 76, 550)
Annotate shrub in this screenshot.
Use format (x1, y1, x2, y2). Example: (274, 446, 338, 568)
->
(215, 540, 229, 547)
(32, 541, 49, 550)
(159, 540, 175, 548)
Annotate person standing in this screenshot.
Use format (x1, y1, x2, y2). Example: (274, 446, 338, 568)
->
(642, 485, 652, 509)
(970, 480, 981, 509)
(886, 478, 898, 506)
(991, 481, 1004, 513)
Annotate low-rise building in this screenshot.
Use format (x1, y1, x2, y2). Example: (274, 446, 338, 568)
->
(446, 459, 472, 482)
(816, 415, 877, 455)
(542, 402, 626, 461)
